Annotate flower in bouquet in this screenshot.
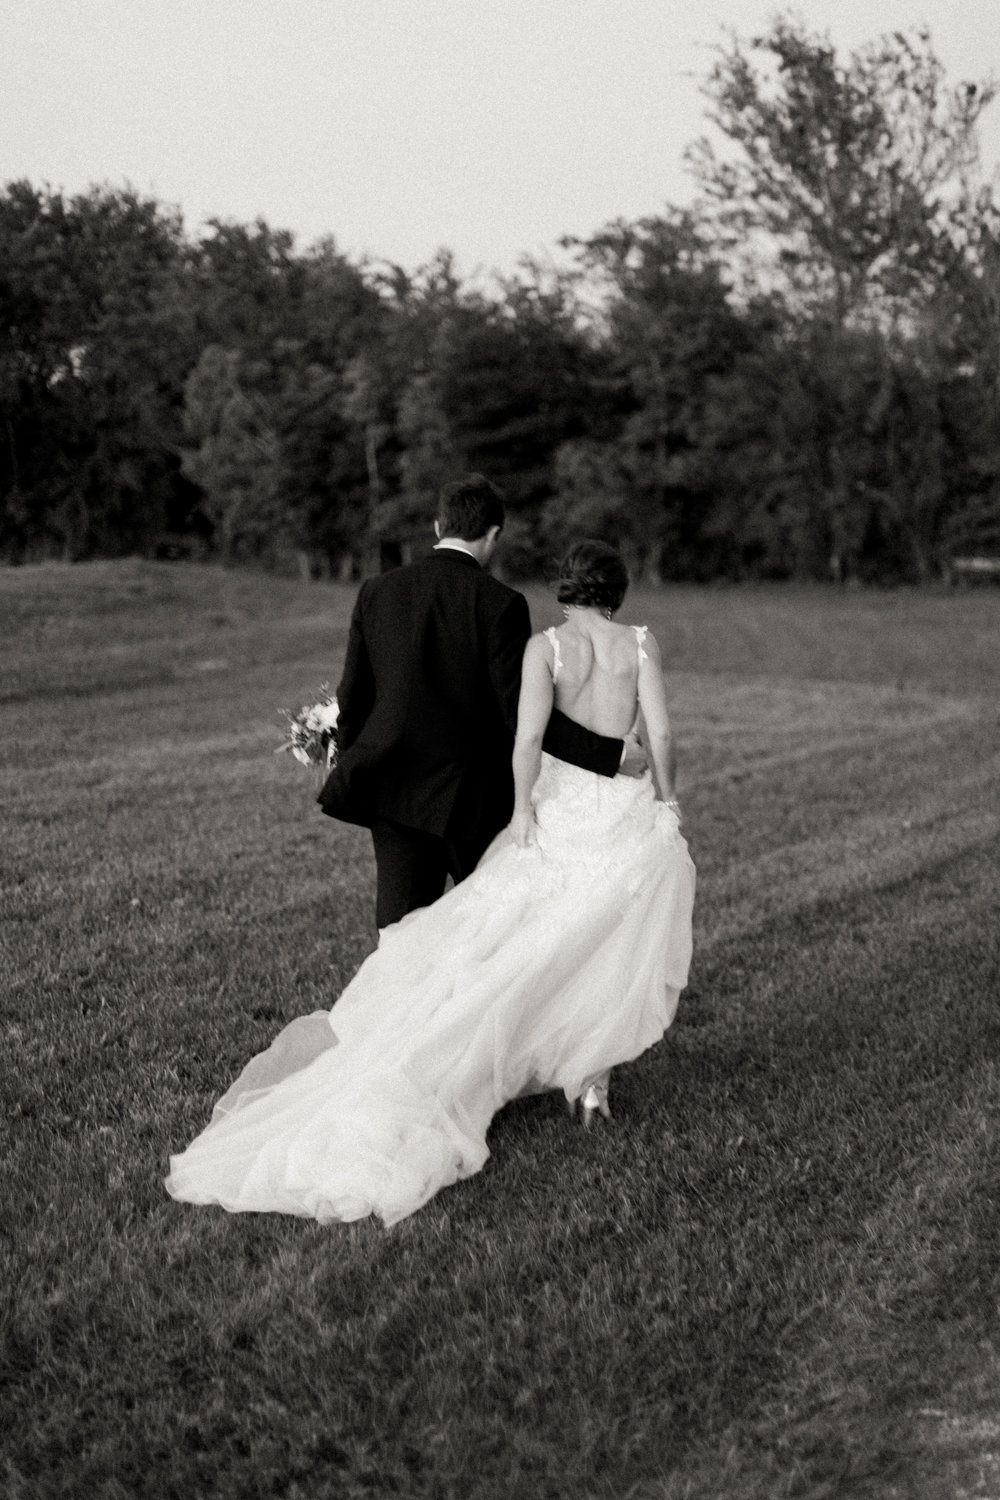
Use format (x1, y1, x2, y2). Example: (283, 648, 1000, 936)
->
(277, 686, 340, 769)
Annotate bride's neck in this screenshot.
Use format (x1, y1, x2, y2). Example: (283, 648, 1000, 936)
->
(562, 605, 613, 630)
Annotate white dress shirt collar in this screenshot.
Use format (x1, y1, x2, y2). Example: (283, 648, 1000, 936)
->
(433, 539, 479, 562)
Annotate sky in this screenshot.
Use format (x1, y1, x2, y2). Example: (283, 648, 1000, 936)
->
(3, 0, 999, 279)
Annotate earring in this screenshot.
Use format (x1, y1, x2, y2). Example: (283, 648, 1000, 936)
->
(604, 608, 612, 620)
(562, 606, 570, 618)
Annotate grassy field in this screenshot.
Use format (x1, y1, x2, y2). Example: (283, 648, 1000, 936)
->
(2, 559, 999, 1500)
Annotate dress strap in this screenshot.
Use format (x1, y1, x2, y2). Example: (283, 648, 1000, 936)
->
(544, 625, 563, 682)
(633, 625, 649, 665)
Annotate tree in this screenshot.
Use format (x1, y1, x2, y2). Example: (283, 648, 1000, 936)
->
(426, 267, 613, 573)
(181, 230, 383, 571)
(0, 182, 194, 560)
(189, 219, 305, 350)
(180, 346, 282, 562)
(925, 194, 1000, 563)
(544, 437, 635, 568)
(349, 253, 607, 576)
(271, 356, 368, 577)
(689, 18, 997, 328)
(558, 213, 757, 579)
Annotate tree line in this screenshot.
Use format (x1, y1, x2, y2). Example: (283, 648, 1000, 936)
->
(2, 17, 998, 583)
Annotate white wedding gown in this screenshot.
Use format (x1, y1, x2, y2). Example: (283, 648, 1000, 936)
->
(166, 635, 696, 1226)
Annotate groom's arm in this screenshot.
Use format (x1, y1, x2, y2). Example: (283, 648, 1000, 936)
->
(543, 709, 624, 779)
(335, 583, 376, 753)
(486, 592, 532, 733)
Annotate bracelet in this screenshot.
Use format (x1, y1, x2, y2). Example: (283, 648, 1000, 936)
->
(664, 797, 680, 810)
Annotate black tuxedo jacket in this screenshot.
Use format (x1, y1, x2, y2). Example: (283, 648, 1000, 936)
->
(317, 549, 623, 850)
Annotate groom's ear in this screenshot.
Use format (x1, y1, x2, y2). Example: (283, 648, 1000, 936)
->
(433, 520, 442, 540)
(486, 525, 501, 547)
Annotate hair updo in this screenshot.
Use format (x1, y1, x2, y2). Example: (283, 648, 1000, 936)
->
(555, 540, 630, 614)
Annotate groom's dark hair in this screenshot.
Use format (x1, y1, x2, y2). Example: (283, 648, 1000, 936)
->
(437, 474, 505, 540)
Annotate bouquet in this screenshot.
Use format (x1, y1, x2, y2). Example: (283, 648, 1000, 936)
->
(277, 686, 340, 770)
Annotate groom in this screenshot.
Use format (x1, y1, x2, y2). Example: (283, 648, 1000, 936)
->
(318, 474, 628, 929)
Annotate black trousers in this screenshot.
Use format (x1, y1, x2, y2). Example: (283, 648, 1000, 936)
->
(370, 818, 485, 931)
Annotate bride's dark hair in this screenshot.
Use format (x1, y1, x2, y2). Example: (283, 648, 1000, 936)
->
(555, 540, 629, 613)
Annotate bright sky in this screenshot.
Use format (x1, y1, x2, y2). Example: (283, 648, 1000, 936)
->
(3, 0, 998, 278)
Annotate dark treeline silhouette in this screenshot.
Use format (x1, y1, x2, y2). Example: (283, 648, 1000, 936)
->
(2, 18, 999, 582)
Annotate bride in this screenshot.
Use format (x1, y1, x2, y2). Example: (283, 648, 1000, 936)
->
(166, 541, 695, 1226)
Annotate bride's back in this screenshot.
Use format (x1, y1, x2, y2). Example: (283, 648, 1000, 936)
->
(548, 620, 642, 738)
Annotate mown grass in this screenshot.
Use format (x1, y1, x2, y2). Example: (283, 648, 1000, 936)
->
(2, 560, 999, 1500)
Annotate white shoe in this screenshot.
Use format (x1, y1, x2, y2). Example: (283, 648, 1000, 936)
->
(580, 1081, 611, 1128)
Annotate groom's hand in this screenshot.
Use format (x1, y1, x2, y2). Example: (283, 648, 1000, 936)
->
(617, 731, 649, 779)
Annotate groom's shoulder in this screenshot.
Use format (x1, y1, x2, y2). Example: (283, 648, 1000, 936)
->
(356, 555, 429, 601)
(473, 570, 529, 631)
(478, 569, 524, 607)
(408, 553, 525, 604)
(358, 554, 525, 616)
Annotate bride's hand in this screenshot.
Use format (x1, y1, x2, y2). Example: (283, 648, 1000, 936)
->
(661, 795, 682, 826)
(510, 810, 537, 848)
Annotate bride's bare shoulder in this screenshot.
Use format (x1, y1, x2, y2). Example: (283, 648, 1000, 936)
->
(633, 625, 663, 666)
(523, 630, 555, 664)
(611, 620, 658, 648)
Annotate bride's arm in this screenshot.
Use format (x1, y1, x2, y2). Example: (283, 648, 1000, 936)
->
(510, 635, 554, 846)
(637, 633, 677, 804)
